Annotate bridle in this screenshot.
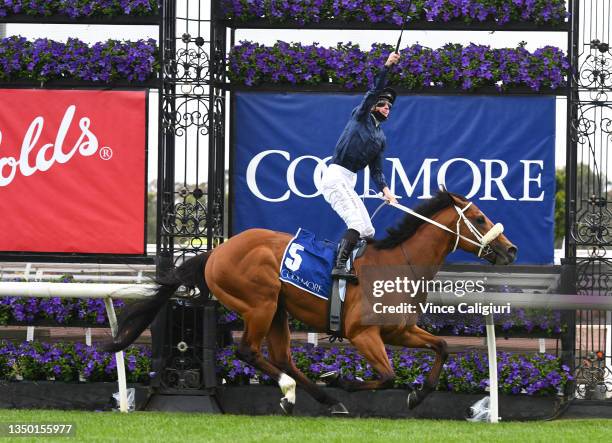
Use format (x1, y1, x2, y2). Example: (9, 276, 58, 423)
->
(381, 199, 504, 258)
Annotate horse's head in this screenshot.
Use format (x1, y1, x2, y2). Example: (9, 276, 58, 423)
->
(448, 193, 517, 265)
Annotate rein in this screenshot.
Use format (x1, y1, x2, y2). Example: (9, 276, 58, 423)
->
(382, 200, 504, 258)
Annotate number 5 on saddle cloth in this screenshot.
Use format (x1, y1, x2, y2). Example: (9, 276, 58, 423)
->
(279, 228, 367, 337)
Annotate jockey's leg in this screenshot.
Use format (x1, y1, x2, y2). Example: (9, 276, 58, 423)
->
(332, 228, 360, 281)
(322, 165, 375, 282)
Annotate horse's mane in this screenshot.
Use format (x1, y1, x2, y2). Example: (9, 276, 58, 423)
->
(373, 191, 467, 250)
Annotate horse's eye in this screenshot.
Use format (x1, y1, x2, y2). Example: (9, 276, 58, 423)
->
(476, 216, 485, 225)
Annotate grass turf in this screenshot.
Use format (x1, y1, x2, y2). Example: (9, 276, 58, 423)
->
(0, 411, 609, 443)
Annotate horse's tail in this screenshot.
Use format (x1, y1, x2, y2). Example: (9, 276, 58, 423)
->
(102, 252, 211, 353)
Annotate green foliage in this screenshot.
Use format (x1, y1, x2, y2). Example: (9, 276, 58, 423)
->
(555, 168, 565, 247)
(147, 192, 157, 244)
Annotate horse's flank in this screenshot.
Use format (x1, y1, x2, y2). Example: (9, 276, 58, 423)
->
(205, 202, 460, 338)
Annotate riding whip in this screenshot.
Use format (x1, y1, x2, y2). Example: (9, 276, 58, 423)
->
(395, 0, 414, 53)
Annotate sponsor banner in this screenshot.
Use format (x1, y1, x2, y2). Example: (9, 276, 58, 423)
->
(0, 89, 147, 254)
(233, 93, 555, 264)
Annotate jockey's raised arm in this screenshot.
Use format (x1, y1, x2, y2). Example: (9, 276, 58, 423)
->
(320, 51, 400, 282)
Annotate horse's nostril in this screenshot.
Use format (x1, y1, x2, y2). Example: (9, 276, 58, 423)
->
(507, 246, 518, 258)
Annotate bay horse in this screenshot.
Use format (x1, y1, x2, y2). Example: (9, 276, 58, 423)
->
(105, 191, 516, 415)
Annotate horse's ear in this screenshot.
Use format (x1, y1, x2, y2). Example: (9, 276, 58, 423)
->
(438, 184, 448, 193)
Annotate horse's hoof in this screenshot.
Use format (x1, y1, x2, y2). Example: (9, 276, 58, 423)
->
(330, 402, 349, 416)
(280, 397, 294, 415)
(320, 370, 340, 386)
(407, 390, 420, 410)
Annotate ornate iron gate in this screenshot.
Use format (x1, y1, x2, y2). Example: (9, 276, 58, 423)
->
(152, 0, 226, 394)
(567, 0, 612, 399)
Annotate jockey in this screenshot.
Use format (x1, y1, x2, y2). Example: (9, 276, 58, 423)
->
(321, 52, 400, 282)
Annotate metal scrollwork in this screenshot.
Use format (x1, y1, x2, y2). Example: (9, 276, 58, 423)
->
(210, 188, 224, 240)
(572, 196, 612, 246)
(162, 199, 208, 237)
(159, 0, 226, 256)
(162, 95, 210, 136)
(212, 94, 225, 133)
(164, 47, 210, 84)
(569, 2, 612, 400)
(576, 257, 612, 296)
(575, 352, 612, 400)
(576, 38, 612, 101)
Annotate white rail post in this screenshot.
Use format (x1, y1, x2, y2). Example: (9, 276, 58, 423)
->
(85, 328, 92, 346)
(103, 296, 129, 413)
(539, 338, 546, 353)
(307, 333, 318, 346)
(485, 313, 499, 423)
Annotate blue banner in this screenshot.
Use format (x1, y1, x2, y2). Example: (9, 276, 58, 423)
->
(232, 93, 555, 264)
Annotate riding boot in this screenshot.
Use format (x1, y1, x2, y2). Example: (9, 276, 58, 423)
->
(332, 229, 360, 283)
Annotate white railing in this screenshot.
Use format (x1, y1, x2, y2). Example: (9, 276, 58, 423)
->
(1, 278, 611, 420)
(0, 261, 156, 284)
(427, 291, 612, 423)
(0, 282, 155, 413)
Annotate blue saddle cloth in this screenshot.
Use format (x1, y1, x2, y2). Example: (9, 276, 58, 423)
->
(279, 228, 336, 300)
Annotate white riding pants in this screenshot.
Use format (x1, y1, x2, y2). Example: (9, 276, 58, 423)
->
(320, 164, 375, 238)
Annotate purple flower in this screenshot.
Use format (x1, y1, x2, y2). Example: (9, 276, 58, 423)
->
(228, 41, 568, 91)
(214, 344, 571, 395)
(0, 36, 158, 83)
(221, 0, 568, 26)
(0, 1, 159, 18)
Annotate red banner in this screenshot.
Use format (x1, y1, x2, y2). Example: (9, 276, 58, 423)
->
(0, 89, 147, 254)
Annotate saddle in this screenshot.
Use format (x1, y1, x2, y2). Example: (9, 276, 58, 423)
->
(328, 239, 368, 338)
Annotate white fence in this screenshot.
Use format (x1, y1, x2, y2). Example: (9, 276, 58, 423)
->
(1, 266, 611, 421)
(0, 282, 155, 413)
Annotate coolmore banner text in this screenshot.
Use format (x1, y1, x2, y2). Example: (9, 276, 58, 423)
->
(232, 93, 555, 264)
(0, 89, 147, 254)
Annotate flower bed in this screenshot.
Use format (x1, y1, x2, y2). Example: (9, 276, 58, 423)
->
(420, 308, 565, 336)
(218, 305, 565, 337)
(228, 41, 568, 91)
(221, 0, 568, 26)
(0, 341, 569, 401)
(0, 0, 159, 18)
(0, 341, 151, 383)
(0, 296, 124, 326)
(0, 36, 158, 83)
(217, 344, 572, 396)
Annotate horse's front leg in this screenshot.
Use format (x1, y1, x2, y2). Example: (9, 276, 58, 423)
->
(331, 328, 396, 391)
(384, 324, 448, 409)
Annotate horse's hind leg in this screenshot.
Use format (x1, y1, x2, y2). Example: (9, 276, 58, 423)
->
(385, 325, 448, 409)
(234, 300, 298, 415)
(266, 307, 349, 416)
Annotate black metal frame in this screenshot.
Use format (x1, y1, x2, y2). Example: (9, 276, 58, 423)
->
(152, 0, 226, 395)
(566, 0, 612, 399)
